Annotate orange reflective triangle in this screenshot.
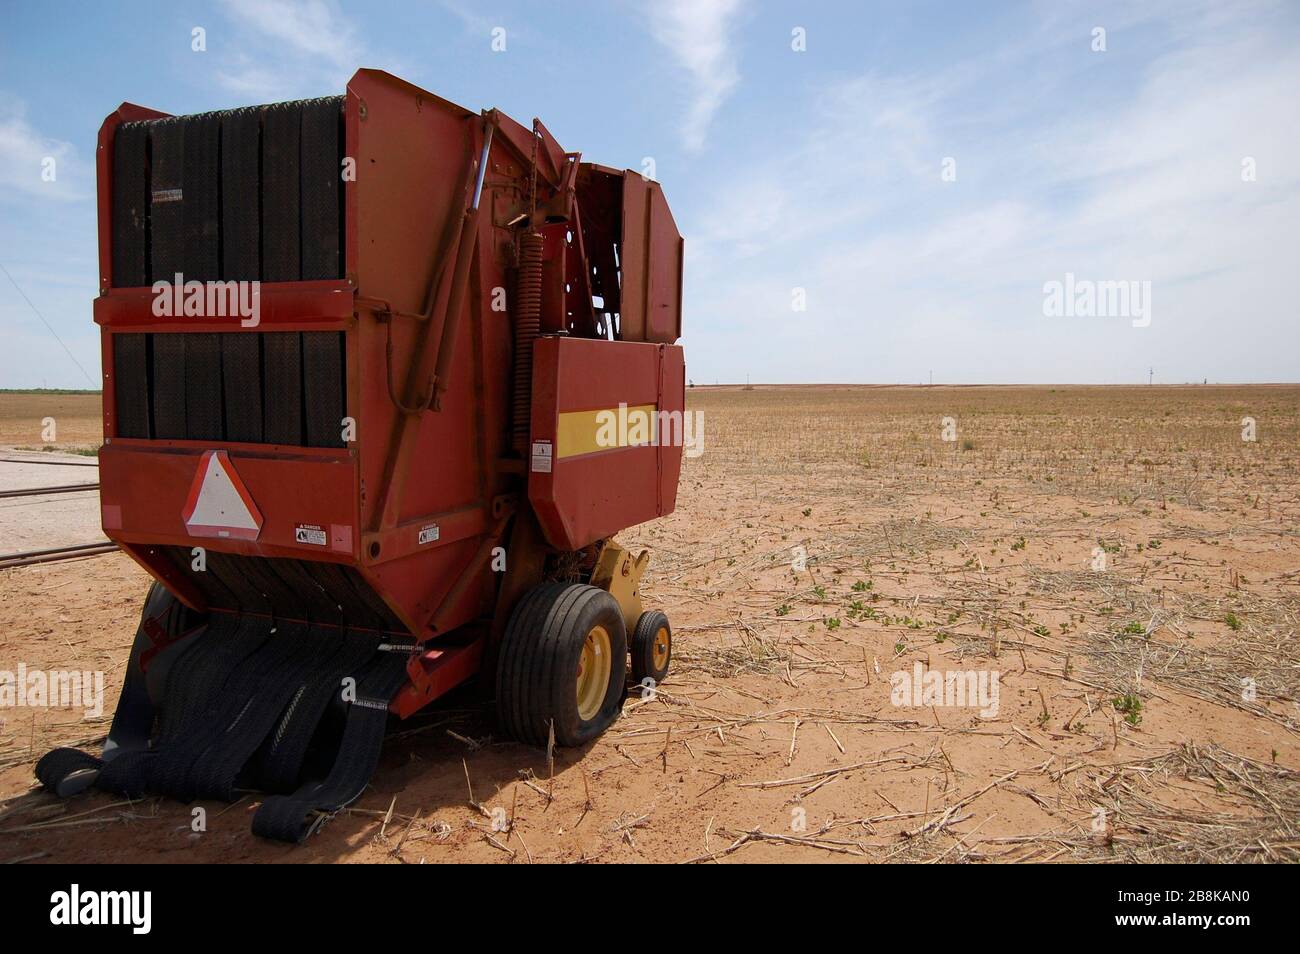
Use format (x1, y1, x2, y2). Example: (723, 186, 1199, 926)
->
(181, 450, 263, 541)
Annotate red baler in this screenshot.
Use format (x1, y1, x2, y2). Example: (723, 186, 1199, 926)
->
(37, 70, 685, 842)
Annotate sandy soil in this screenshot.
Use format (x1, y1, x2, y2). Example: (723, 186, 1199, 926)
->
(1, 386, 1297, 863)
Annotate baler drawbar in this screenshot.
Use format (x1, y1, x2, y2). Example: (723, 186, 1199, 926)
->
(36, 70, 686, 842)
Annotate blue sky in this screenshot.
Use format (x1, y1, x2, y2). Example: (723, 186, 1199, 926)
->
(1, 0, 1298, 387)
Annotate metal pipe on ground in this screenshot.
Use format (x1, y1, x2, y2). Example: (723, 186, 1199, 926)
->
(0, 541, 118, 570)
(0, 457, 99, 467)
(0, 483, 100, 499)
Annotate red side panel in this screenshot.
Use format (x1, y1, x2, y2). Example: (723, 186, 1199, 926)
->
(99, 444, 357, 555)
(347, 69, 473, 312)
(619, 176, 683, 345)
(528, 336, 684, 550)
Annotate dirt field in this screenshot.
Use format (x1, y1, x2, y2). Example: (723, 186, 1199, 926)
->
(1, 385, 1297, 863)
(0, 392, 103, 449)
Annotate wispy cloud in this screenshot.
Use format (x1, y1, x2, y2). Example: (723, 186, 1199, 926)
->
(684, 1, 1300, 383)
(647, 0, 742, 153)
(212, 0, 366, 102)
(437, 0, 497, 37)
(0, 96, 89, 203)
(223, 0, 359, 63)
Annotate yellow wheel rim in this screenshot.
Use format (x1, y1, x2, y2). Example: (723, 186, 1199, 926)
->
(576, 624, 612, 721)
(651, 625, 670, 672)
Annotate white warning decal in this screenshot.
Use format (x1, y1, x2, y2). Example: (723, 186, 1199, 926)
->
(418, 524, 440, 545)
(295, 524, 328, 546)
(531, 439, 553, 474)
(182, 450, 262, 541)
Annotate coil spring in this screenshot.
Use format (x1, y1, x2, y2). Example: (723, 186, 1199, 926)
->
(513, 231, 545, 453)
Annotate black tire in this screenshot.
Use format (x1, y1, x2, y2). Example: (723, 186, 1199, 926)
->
(630, 609, 672, 687)
(496, 583, 627, 747)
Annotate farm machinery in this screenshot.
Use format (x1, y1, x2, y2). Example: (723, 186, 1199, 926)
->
(36, 70, 685, 842)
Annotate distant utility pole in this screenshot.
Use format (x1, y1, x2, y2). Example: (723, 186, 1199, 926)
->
(1148, 366, 1154, 385)
(929, 370, 933, 386)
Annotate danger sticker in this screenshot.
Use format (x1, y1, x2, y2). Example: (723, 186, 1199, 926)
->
(418, 524, 440, 545)
(152, 188, 183, 204)
(531, 440, 553, 474)
(294, 523, 328, 546)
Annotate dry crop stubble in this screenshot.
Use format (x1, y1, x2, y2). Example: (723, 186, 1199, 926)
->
(1, 386, 1297, 862)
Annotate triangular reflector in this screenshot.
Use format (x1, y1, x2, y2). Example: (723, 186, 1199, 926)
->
(182, 450, 263, 541)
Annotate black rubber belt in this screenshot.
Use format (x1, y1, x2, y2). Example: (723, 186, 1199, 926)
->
(36, 614, 411, 844)
(35, 587, 207, 796)
(186, 622, 352, 802)
(113, 333, 151, 439)
(251, 646, 413, 843)
(151, 619, 322, 801)
(110, 121, 149, 287)
(254, 630, 381, 794)
(94, 614, 267, 796)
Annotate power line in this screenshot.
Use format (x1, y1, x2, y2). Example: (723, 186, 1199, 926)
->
(0, 260, 97, 387)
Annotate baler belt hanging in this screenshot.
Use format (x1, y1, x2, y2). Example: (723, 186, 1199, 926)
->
(37, 70, 686, 842)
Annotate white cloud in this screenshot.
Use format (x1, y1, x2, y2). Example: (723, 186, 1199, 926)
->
(436, 0, 497, 37)
(223, 0, 359, 63)
(0, 98, 89, 202)
(682, 2, 1300, 384)
(647, 0, 742, 152)
(213, 0, 365, 102)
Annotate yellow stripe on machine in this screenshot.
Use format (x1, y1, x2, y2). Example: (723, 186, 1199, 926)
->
(556, 403, 658, 459)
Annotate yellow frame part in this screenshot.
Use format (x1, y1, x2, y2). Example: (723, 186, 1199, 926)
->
(589, 539, 649, 633)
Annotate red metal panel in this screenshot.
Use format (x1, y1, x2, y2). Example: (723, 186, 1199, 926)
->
(98, 443, 357, 558)
(390, 638, 485, 718)
(348, 69, 473, 316)
(619, 176, 683, 344)
(94, 281, 353, 331)
(489, 110, 567, 191)
(648, 187, 685, 344)
(658, 343, 686, 516)
(347, 70, 486, 544)
(365, 536, 484, 636)
(528, 336, 685, 549)
(539, 223, 569, 334)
